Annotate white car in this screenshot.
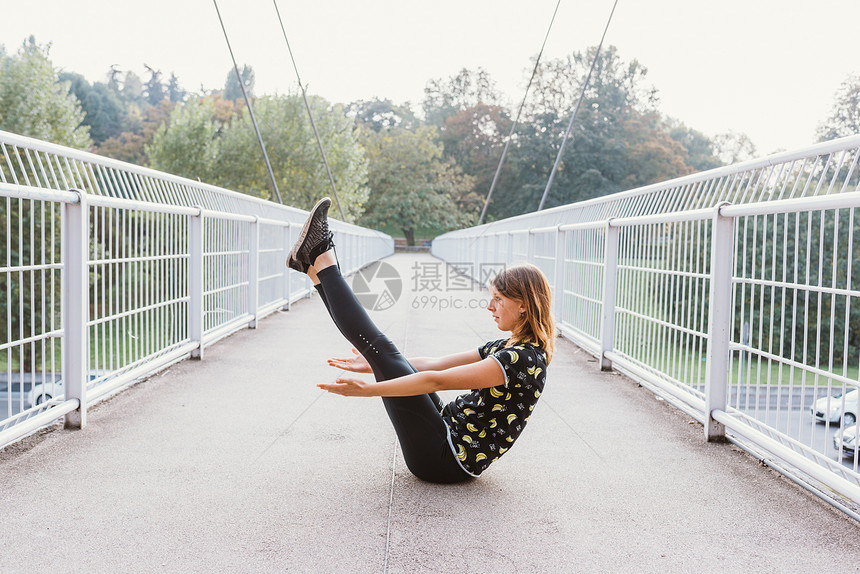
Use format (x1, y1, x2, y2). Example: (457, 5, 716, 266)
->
(811, 389, 859, 426)
(833, 425, 858, 458)
(0, 374, 63, 408)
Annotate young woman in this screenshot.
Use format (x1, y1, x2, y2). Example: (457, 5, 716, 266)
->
(289, 198, 555, 483)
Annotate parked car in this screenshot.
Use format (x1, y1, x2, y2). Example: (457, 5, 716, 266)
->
(0, 371, 108, 409)
(811, 388, 858, 426)
(833, 424, 858, 458)
(0, 373, 62, 408)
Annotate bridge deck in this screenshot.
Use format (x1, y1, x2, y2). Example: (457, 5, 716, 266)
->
(1, 253, 857, 573)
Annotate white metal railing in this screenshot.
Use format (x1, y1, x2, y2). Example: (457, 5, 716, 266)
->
(0, 130, 393, 447)
(433, 134, 860, 507)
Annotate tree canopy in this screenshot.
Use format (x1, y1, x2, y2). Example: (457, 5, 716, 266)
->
(358, 124, 477, 244)
(0, 37, 91, 149)
(6, 34, 859, 242)
(817, 74, 860, 142)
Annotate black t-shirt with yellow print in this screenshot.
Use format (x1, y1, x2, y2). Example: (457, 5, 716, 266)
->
(442, 338, 548, 476)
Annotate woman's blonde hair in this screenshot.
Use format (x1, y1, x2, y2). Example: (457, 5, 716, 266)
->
(490, 263, 556, 364)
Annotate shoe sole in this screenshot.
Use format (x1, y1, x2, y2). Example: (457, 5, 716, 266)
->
(289, 197, 331, 266)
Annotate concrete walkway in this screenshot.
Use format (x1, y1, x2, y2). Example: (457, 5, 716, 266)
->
(1, 253, 858, 573)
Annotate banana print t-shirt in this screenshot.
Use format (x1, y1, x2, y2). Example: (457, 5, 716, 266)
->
(442, 339, 548, 476)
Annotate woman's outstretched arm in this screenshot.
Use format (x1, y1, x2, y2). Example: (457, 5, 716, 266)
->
(319, 357, 504, 397)
(327, 348, 480, 374)
(407, 350, 481, 372)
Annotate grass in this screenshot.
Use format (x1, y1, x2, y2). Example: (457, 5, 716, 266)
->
(623, 340, 859, 388)
(1, 319, 183, 373)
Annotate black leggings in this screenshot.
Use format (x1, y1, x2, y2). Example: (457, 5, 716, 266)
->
(314, 265, 471, 484)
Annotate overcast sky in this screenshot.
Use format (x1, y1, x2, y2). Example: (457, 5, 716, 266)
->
(2, 0, 858, 156)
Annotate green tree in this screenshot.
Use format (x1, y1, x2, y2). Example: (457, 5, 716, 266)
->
(167, 73, 187, 103)
(485, 47, 700, 219)
(359, 125, 477, 245)
(0, 37, 91, 149)
(214, 94, 368, 220)
(817, 73, 860, 142)
(121, 70, 144, 106)
(61, 72, 125, 145)
(99, 99, 175, 165)
(438, 103, 514, 216)
(348, 98, 419, 132)
(146, 96, 220, 182)
(224, 65, 255, 102)
(669, 122, 723, 172)
(423, 67, 503, 128)
(144, 64, 165, 106)
(713, 131, 757, 165)
(0, 37, 91, 371)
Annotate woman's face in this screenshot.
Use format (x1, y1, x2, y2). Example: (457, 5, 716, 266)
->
(487, 286, 525, 332)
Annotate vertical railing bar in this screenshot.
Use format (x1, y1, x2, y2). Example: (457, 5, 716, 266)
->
(556, 227, 567, 328)
(249, 218, 259, 329)
(23, 149, 41, 188)
(189, 208, 204, 359)
(1, 142, 15, 184)
(633, 224, 644, 367)
(63, 190, 88, 428)
(71, 159, 91, 194)
(764, 209, 778, 424)
(824, 150, 848, 196)
(809, 154, 833, 199)
(91, 204, 100, 382)
(600, 222, 619, 370)
(838, 148, 860, 194)
(705, 203, 734, 440)
(666, 220, 678, 382)
(802, 208, 814, 443)
(650, 222, 659, 370)
(13, 145, 31, 186)
(814, 206, 827, 450)
(774, 210, 788, 432)
(32, 151, 51, 190)
(657, 222, 667, 373)
(753, 211, 766, 419)
(67, 159, 87, 194)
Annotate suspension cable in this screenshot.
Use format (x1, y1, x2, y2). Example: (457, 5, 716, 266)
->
(537, 0, 619, 212)
(478, 0, 563, 225)
(213, 0, 283, 204)
(272, 0, 347, 221)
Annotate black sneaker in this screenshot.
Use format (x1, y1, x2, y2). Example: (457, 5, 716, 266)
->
(289, 197, 334, 271)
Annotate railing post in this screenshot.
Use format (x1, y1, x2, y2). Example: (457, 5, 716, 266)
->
(248, 217, 259, 329)
(63, 191, 88, 429)
(704, 203, 734, 441)
(553, 226, 565, 322)
(283, 223, 291, 311)
(527, 229, 535, 263)
(600, 221, 619, 371)
(189, 208, 204, 360)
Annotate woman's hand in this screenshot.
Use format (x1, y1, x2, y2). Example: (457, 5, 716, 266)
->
(318, 376, 372, 397)
(327, 348, 372, 374)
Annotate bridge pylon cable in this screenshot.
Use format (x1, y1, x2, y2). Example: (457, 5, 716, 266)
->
(478, 0, 563, 225)
(213, 0, 284, 205)
(537, 0, 619, 212)
(272, 0, 347, 221)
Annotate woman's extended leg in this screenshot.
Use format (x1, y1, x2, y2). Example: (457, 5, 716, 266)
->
(313, 263, 469, 483)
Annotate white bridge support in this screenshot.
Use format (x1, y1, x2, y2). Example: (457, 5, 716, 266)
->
(62, 191, 88, 429)
(704, 203, 734, 442)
